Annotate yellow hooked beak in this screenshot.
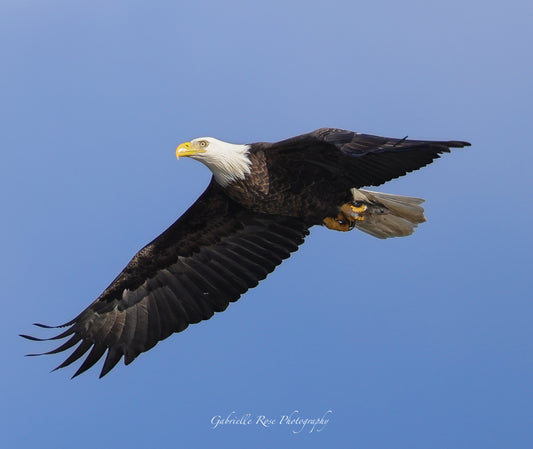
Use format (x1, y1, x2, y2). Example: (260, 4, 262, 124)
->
(175, 141, 206, 159)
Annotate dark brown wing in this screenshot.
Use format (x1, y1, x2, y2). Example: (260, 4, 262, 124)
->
(22, 180, 309, 378)
(267, 127, 470, 188)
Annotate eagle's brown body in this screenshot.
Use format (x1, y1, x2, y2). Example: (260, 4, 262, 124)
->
(225, 147, 349, 223)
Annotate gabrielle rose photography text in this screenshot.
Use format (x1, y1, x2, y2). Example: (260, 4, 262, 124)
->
(210, 410, 332, 434)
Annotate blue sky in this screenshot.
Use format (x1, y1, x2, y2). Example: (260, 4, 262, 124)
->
(2, 0, 532, 447)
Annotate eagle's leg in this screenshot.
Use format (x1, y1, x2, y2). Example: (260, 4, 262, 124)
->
(322, 202, 368, 232)
(323, 212, 356, 232)
(323, 213, 352, 232)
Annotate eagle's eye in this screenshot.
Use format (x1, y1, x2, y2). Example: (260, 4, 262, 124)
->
(199, 140, 209, 148)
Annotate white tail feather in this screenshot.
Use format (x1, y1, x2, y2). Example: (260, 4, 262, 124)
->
(350, 189, 426, 239)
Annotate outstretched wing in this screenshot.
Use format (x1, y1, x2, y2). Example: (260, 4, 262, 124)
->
(269, 127, 470, 188)
(22, 180, 309, 378)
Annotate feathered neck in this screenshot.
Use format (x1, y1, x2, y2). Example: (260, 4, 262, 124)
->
(198, 139, 252, 187)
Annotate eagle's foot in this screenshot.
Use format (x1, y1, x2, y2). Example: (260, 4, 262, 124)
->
(341, 201, 368, 222)
(323, 213, 355, 232)
(323, 201, 372, 232)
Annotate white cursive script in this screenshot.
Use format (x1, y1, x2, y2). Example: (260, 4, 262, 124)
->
(210, 410, 332, 433)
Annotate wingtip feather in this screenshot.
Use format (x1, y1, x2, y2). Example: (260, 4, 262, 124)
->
(20, 334, 44, 341)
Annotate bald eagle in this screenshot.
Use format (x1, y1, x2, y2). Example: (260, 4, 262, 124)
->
(22, 128, 469, 377)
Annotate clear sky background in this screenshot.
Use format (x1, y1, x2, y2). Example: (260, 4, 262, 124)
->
(1, 0, 532, 447)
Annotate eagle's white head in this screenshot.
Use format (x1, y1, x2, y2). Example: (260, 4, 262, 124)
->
(176, 137, 252, 187)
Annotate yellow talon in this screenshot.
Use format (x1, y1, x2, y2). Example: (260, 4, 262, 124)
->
(350, 204, 367, 213)
(341, 203, 367, 216)
(340, 202, 367, 221)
